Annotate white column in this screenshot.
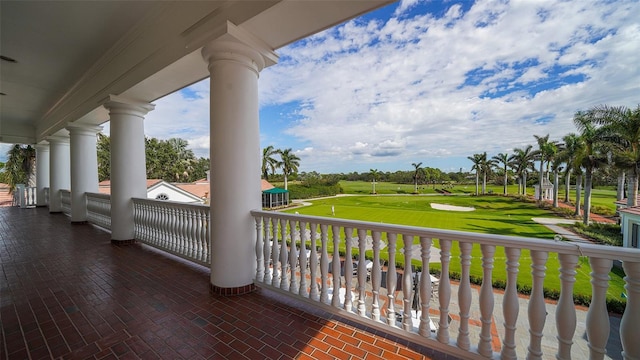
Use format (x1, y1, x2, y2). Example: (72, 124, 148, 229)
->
(201, 27, 277, 295)
(48, 135, 70, 213)
(67, 124, 102, 222)
(103, 96, 154, 242)
(35, 143, 50, 207)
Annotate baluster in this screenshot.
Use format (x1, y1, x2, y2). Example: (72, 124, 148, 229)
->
(586, 257, 611, 360)
(263, 217, 273, 284)
(357, 229, 367, 317)
(502, 247, 521, 360)
(298, 220, 308, 297)
(255, 216, 264, 282)
(289, 219, 299, 294)
(386, 233, 397, 327)
(371, 231, 382, 322)
(556, 253, 578, 360)
(331, 225, 342, 308)
(478, 244, 495, 357)
(187, 209, 195, 258)
(419, 237, 432, 337)
(621, 261, 640, 360)
(402, 234, 413, 331)
(279, 219, 289, 291)
(527, 250, 549, 360)
(309, 223, 319, 300)
(205, 208, 211, 264)
(457, 241, 472, 349)
(320, 224, 329, 304)
(271, 218, 280, 287)
(344, 227, 353, 311)
(437, 239, 452, 343)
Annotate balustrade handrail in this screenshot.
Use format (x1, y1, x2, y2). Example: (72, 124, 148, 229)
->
(251, 210, 640, 262)
(250, 209, 639, 360)
(132, 197, 210, 267)
(86, 192, 111, 230)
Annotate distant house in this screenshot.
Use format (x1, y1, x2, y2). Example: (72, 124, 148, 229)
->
(261, 180, 289, 209)
(99, 179, 205, 204)
(619, 197, 640, 249)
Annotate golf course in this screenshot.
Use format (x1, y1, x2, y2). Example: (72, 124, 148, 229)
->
(282, 181, 626, 309)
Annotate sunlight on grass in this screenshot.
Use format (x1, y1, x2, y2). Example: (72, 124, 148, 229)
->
(283, 193, 626, 303)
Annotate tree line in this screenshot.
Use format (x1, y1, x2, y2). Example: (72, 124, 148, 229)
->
(465, 104, 639, 225)
(0, 135, 210, 191)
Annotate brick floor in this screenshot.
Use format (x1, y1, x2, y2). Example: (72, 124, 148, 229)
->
(0, 207, 448, 359)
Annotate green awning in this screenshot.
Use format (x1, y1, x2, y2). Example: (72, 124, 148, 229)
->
(262, 187, 288, 194)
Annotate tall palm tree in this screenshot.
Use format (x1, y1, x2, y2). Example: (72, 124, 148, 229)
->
(574, 109, 609, 225)
(279, 148, 300, 190)
(533, 134, 557, 201)
(594, 104, 640, 206)
(492, 153, 510, 195)
(557, 133, 581, 204)
(411, 162, 423, 193)
(370, 168, 379, 194)
(261, 145, 279, 181)
(467, 153, 484, 196)
(479, 152, 494, 195)
(509, 145, 534, 196)
(4, 144, 36, 193)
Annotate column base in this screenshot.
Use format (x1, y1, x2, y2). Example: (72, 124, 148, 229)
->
(71, 221, 88, 225)
(111, 239, 136, 246)
(210, 283, 255, 296)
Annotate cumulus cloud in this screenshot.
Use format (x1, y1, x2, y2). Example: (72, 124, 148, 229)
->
(256, 0, 640, 172)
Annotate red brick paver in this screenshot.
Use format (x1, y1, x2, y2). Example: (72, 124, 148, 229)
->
(0, 207, 447, 359)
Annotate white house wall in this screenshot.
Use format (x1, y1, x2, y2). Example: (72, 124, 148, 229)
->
(147, 183, 202, 203)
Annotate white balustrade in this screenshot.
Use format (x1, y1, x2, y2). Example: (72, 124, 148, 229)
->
(14, 184, 37, 208)
(132, 198, 209, 267)
(86, 192, 111, 230)
(60, 189, 71, 216)
(43, 187, 49, 206)
(251, 209, 640, 360)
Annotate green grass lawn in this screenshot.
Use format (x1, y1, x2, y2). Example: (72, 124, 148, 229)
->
(283, 193, 626, 306)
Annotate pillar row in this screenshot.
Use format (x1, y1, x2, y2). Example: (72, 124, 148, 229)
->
(67, 124, 102, 222)
(202, 29, 277, 295)
(48, 135, 70, 213)
(104, 96, 154, 242)
(35, 143, 50, 207)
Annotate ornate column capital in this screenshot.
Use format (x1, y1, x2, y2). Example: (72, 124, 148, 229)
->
(102, 95, 155, 118)
(66, 124, 103, 137)
(201, 21, 278, 76)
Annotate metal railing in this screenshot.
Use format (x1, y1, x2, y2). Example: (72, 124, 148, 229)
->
(251, 209, 639, 360)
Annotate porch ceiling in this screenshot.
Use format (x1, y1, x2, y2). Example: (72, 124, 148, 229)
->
(0, 0, 394, 145)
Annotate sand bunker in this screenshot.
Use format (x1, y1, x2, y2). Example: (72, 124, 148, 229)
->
(430, 203, 475, 212)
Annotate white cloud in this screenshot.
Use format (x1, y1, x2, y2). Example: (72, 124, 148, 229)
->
(255, 0, 640, 172)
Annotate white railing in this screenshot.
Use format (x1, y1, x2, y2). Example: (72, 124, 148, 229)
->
(86, 192, 111, 230)
(60, 189, 71, 216)
(44, 187, 49, 206)
(14, 184, 37, 208)
(251, 210, 640, 360)
(133, 198, 210, 267)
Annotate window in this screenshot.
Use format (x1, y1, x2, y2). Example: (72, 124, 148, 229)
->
(155, 193, 169, 201)
(632, 223, 639, 248)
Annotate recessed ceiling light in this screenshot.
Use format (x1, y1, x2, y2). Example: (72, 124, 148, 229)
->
(0, 55, 17, 63)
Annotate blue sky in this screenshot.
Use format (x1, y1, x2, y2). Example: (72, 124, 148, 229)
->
(5, 0, 638, 174)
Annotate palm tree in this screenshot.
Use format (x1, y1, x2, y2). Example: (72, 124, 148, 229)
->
(370, 168, 379, 194)
(557, 133, 581, 204)
(4, 144, 36, 193)
(574, 109, 609, 225)
(492, 153, 510, 195)
(479, 152, 494, 195)
(411, 162, 423, 193)
(279, 148, 300, 190)
(595, 104, 640, 206)
(533, 134, 558, 201)
(467, 153, 484, 196)
(509, 145, 534, 196)
(261, 145, 279, 181)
